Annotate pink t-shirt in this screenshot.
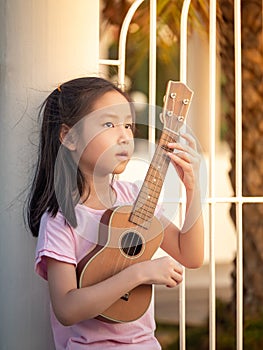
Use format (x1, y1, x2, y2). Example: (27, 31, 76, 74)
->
(35, 180, 162, 350)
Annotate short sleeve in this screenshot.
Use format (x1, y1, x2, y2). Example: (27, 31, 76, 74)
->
(35, 211, 77, 280)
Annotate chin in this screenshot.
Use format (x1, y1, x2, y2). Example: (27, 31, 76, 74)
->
(112, 161, 128, 175)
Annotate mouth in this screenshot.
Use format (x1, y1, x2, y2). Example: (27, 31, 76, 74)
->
(115, 151, 129, 162)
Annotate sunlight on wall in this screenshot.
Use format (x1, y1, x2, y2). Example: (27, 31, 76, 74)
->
(0, 1, 99, 349)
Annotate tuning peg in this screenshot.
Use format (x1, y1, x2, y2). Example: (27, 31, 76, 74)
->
(159, 113, 164, 123)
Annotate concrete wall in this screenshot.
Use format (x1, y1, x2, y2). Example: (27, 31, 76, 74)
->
(0, 1, 99, 348)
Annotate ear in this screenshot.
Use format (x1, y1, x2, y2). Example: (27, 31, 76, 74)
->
(59, 123, 77, 151)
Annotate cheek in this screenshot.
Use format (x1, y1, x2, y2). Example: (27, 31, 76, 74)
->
(80, 141, 104, 163)
(79, 136, 114, 171)
(79, 130, 107, 157)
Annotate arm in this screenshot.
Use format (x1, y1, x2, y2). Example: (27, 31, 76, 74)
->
(46, 255, 183, 326)
(160, 133, 204, 268)
(160, 189, 204, 268)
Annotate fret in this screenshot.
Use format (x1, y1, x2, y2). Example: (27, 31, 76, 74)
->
(147, 172, 163, 183)
(161, 130, 180, 143)
(131, 202, 157, 219)
(129, 217, 151, 230)
(133, 201, 156, 214)
(131, 209, 155, 222)
(147, 180, 162, 190)
(151, 148, 171, 168)
(131, 209, 153, 221)
(131, 211, 155, 223)
(136, 190, 159, 202)
(133, 193, 158, 206)
(147, 164, 166, 179)
(138, 181, 162, 193)
(136, 183, 162, 203)
(144, 166, 165, 185)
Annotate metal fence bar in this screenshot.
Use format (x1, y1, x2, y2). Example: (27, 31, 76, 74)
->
(207, 196, 263, 204)
(148, 0, 157, 158)
(208, 1, 217, 349)
(234, 0, 243, 348)
(158, 196, 263, 205)
(99, 59, 121, 66)
(179, 3, 192, 349)
(180, 0, 191, 83)
(99, 0, 144, 88)
(118, 0, 145, 87)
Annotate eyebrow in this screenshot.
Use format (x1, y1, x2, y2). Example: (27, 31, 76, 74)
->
(99, 112, 133, 121)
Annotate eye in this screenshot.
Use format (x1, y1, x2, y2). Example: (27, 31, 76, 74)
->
(125, 123, 133, 129)
(103, 121, 114, 128)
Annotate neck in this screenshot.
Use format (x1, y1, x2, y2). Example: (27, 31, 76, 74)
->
(80, 174, 116, 210)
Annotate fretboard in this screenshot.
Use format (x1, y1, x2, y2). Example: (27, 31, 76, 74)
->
(129, 130, 178, 229)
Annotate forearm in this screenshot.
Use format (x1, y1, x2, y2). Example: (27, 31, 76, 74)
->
(160, 187, 204, 268)
(179, 187, 204, 268)
(47, 251, 185, 326)
(49, 263, 145, 326)
(164, 133, 204, 268)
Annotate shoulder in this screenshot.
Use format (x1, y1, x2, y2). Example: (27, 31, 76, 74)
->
(39, 210, 74, 240)
(35, 211, 77, 280)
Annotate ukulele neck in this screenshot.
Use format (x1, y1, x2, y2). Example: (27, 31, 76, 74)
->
(129, 129, 179, 229)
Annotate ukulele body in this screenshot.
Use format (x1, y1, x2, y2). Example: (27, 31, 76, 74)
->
(77, 205, 164, 323)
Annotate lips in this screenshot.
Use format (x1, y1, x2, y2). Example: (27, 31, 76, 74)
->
(115, 150, 129, 161)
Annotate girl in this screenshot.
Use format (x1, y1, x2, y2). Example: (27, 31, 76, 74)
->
(27, 77, 204, 349)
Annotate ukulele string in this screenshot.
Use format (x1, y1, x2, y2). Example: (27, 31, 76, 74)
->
(139, 94, 187, 227)
(113, 218, 143, 276)
(137, 97, 184, 227)
(128, 230, 142, 259)
(113, 226, 131, 276)
(115, 97, 186, 273)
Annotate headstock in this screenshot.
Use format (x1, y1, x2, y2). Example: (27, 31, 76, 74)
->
(160, 81, 193, 137)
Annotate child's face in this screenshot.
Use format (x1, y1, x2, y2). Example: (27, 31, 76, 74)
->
(77, 90, 134, 178)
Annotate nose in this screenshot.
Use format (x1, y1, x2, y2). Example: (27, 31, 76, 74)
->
(116, 124, 132, 144)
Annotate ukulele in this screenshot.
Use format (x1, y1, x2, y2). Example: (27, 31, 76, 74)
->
(76, 81, 193, 323)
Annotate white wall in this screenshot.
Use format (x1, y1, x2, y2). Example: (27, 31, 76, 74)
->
(0, 1, 99, 348)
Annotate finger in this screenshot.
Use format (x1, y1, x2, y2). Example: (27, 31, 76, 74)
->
(179, 133, 197, 150)
(168, 151, 193, 165)
(176, 152, 192, 163)
(167, 142, 184, 151)
(166, 274, 183, 288)
(174, 264, 184, 274)
(168, 142, 197, 158)
(172, 271, 183, 283)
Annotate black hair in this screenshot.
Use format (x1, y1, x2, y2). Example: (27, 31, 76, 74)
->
(27, 77, 133, 237)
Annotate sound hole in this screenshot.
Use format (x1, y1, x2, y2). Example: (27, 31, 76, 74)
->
(121, 231, 143, 257)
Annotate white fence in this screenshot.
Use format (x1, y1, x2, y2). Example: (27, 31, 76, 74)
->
(99, 1, 263, 350)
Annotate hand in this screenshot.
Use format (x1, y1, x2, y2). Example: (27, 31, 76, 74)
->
(167, 133, 201, 191)
(140, 256, 183, 288)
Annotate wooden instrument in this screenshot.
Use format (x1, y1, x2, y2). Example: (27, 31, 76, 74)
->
(76, 81, 193, 323)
